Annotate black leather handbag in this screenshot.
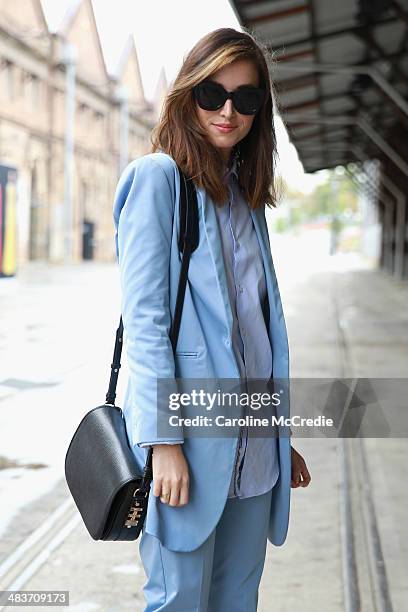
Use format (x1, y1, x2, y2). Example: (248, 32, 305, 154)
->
(64, 166, 199, 541)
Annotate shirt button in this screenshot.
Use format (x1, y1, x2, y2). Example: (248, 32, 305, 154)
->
(225, 338, 231, 347)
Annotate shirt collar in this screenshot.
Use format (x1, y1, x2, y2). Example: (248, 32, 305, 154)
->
(223, 152, 239, 181)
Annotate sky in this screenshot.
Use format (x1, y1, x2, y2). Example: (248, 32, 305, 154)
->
(41, 0, 327, 193)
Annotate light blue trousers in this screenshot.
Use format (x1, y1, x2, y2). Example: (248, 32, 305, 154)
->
(138, 487, 273, 611)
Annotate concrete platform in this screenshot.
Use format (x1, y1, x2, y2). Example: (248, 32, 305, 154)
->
(0, 236, 407, 611)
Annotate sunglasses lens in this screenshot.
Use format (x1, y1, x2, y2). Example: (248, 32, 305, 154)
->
(194, 81, 265, 115)
(194, 82, 226, 111)
(234, 88, 265, 115)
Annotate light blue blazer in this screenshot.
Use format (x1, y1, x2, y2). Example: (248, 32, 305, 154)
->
(113, 152, 291, 553)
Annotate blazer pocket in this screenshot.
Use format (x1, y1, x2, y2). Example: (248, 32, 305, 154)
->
(175, 351, 198, 359)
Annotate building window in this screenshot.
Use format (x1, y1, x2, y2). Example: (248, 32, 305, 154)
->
(3, 60, 15, 100)
(20, 71, 41, 106)
(78, 102, 90, 130)
(30, 74, 41, 106)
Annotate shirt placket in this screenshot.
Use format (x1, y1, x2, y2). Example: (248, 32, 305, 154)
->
(227, 180, 249, 496)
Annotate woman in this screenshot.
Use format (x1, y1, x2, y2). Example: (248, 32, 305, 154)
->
(113, 27, 311, 612)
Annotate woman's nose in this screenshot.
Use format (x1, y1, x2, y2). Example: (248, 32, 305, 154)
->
(220, 99, 234, 117)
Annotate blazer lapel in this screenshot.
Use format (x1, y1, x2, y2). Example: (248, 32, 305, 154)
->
(249, 206, 273, 287)
(198, 188, 235, 337)
(249, 207, 289, 376)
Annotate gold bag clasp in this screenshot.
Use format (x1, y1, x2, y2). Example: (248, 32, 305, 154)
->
(124, 488, 148, 528)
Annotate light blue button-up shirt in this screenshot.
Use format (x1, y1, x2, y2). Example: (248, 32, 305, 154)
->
(214, 157, 280, 499)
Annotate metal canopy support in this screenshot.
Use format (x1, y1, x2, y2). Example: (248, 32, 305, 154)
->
(352, 148, 407, 279)
(283, 114, 408, 177)
(345, 162, 384, 212)
(276, 62, 408, 177)
(275, 62, 408, 119)
(382, 176, 406, 279)
(346, 163, 395, 275)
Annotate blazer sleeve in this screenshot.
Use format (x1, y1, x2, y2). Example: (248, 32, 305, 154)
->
(113, 156, 184, 447)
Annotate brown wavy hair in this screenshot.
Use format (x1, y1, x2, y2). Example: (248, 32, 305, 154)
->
(151, 28, 279, 210)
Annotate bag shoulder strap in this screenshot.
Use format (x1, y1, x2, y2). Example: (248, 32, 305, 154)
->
(170, 169, 199, 350)
(106, 166, 199, 406)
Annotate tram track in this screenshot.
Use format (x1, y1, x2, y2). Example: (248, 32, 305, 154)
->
(0, 497, 80, 611)
(333, 280, 394, 612)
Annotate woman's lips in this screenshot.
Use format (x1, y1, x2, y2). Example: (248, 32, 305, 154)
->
(213, 124, 236, 133)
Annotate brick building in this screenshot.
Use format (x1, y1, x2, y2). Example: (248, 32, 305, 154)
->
(0, 0, 164, 271)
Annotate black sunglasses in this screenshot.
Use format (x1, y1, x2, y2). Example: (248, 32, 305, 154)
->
(193, 80, 265, 116)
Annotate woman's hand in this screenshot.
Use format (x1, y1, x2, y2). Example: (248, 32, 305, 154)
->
(290, 445, 311, 488)
(151, 444, 190, 507)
